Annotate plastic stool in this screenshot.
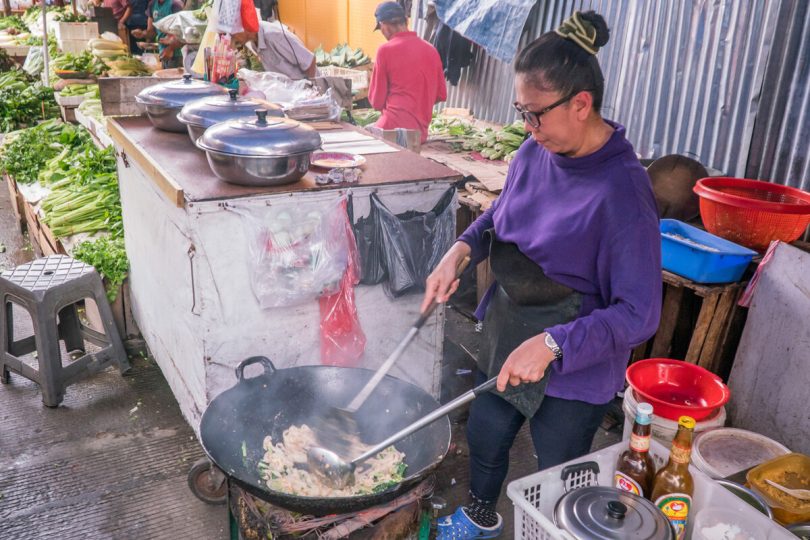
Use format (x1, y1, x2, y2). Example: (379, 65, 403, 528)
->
(0, 255, 131, 407)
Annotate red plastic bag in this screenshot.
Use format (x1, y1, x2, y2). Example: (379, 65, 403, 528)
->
(240, 0, 259, 33)
(319, 201, 366, 367)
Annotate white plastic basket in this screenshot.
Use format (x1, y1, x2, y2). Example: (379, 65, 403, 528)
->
(506, 440, 794, 540)
(318, 65, 369, 91)
(53, 21, 98, 41)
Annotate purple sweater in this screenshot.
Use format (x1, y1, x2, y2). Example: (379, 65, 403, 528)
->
(458, 121, 662, 405)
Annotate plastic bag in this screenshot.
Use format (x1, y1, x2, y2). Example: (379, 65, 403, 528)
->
(237, 69, 342, 121)
(232, 197, 353, 308)
(366, 187, 456, 297)
(319, 200, 366, 366)
(351, 195, 386, 285)
(23, 45, 44, 77)
(153, 10, 208, 44)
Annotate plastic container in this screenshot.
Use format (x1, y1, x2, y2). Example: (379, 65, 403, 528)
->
(626, 359, 731, 421)
(660, 219, 757, 283)
(692, 428, 791, 479)
(621, 390, 726, 449)
(694, 177, 810, 251)
(692, 506, 768, 540)
(506, 440, 794, 540)
(748, 453, 810, 526)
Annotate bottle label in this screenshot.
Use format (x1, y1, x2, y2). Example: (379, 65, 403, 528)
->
(630, 432, 651, 453)
(655, 493, 691, 540)
(614, 472, 643, 496)
(670, 443, 692, 464)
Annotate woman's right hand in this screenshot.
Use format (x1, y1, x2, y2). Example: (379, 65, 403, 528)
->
(421, 242, 472, 313)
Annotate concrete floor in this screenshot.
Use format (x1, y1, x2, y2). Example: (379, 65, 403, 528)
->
(0, 183, 621, 539)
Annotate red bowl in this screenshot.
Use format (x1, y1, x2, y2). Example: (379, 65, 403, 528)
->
(626, 358, 731, 422)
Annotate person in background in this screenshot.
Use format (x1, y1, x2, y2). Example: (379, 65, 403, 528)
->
(119, 0, 149, 54)
(422, 11, 661, 539)
(103, 0, 128, 25)
(368, 1, 446, 143)
(131, 0, 184, 68)
(230, 20, 317, 80)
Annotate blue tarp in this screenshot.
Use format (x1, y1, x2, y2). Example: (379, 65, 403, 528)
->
(433, 0, 537, 63)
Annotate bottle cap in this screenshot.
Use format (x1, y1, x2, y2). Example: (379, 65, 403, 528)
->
(637, 402, 653, 416)
(678, 416, 696, 429)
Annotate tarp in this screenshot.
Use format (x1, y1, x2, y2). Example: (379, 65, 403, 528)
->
(433, 0, 536, 63)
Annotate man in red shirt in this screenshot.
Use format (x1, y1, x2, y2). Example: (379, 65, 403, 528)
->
(368, 2, 447, 143)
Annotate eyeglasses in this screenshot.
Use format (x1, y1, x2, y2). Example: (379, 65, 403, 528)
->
(513, 90, 579, 129)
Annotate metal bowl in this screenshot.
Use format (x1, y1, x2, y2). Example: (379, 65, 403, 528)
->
(177, 88, 283, 145)
(136, 74, 227, 133)
(200, 149, 312, 186)
(787, 522, 810, 539)
(715, 479, 774, 519)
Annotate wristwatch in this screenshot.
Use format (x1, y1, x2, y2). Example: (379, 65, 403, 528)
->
(544, 332, 563, 361)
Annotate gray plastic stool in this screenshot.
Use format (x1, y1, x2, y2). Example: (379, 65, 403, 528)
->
(0, 255, 131, 407)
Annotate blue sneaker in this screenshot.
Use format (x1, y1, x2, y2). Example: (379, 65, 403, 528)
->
(436, 506, 504, 539)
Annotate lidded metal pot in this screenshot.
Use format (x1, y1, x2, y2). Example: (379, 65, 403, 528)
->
(135, 74, 227, 133)
(554, 486, 675, 539)
(177, 88, 284, 145)
(196, 109, 322, 187)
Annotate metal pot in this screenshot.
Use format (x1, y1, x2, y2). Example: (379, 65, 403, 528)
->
(176, 88, 284, 145)
(715, 478, 774, 519)
(554, 486, 675, 539)
(196, 109, 322, 187)
(787, 522, 810, 539)
(135, 74, 227, 132)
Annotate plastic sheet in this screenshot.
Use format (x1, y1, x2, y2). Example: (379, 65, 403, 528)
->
(361, 187, 456, 297)
(319, 200, 366, 366)
(238, 69, 342, 121)
(232, 197, 354, 308)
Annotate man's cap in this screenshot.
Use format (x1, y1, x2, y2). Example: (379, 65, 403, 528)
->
(374, 1, 407, 31)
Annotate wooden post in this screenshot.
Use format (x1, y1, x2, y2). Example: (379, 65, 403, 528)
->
(2, 0, 11, 18)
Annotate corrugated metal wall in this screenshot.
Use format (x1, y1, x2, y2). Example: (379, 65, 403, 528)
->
(424, 0, 808, 187)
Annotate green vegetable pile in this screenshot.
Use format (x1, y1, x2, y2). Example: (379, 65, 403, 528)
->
(72, 235, 128, 301)
(314, 43, 371, 68)
(0, 16, 30, 33)
(461, 121, 526, 161)
(78, 98, 103, 122)
(0, 119, 89, 184)
(0, 69, 59, 132)
(349, 108, 380, 127)
(429, 116, 478, 139)
(59, 83, 99, 98)
(52, 50, 106, 76)
(0, 49, 16, 73)
(53, 12, 89, 23)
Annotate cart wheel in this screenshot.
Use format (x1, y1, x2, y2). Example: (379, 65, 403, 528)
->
(188, 457, 227, 505)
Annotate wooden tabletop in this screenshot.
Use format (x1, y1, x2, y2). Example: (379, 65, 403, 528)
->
(107, 117, 463, 207)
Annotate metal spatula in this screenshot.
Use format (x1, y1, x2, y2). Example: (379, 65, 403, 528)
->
(315, 256, 470, 456)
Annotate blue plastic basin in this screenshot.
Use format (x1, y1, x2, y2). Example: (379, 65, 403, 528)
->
(660, 219, 757, 283)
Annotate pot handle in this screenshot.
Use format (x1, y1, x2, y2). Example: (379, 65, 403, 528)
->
(235, 356, 276, 381)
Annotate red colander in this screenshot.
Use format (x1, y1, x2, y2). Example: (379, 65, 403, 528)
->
(694, 177, 810, 252)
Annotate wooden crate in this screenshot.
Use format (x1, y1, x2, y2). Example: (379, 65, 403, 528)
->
(84, 279, 141, 341)
(21, 198, 67, 257)
(631, 271, 749, 378)
(98, 76, 180, 117)
(5, 173, 24, 230)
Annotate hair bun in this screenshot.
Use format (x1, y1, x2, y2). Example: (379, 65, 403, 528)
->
(579, 11, 610, 48)
(555, 10, 610, 55)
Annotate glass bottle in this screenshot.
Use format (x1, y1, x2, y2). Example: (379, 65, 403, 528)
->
(614, 402, 656, 499)
(651, 416, 696, 540)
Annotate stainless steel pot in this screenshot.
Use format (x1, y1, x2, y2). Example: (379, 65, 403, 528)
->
(177, 88, 284, 145)
(715, 479, 774, 519)
(554, 486, 675, 540)
(135, 74, 227, 133)
(196, 109, 322, 187)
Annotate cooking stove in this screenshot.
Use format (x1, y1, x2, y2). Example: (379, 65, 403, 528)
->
(227, 476, 436, 539)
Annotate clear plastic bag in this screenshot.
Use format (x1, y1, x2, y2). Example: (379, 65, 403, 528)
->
(153, 10, 208, 44)
(319, 201, 366, 366)
(232, 197, 354, 308)
(23, 46, 44, 77)
(237, 69, 342, 121)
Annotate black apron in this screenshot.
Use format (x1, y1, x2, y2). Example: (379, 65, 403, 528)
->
(479, 229, 583, 418)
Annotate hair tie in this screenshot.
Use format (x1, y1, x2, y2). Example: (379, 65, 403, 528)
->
(555, 11, 599, 55)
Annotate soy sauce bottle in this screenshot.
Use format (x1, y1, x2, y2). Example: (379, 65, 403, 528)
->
(614, 402, 656, 499)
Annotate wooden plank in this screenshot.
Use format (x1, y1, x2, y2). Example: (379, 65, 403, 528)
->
(684, 292, 721, 364)
(5, 174, 23, 229)
(698, 286, 742, 374)
(650, 284, 685, 358)
(106, 118, 186, 208)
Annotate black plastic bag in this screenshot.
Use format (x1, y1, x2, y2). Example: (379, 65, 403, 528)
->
(370, 186, 456, 298)
(351, 195, 387, 286)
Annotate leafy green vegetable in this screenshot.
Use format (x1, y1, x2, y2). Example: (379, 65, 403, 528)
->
(53, 12, 89, 23)
(0, 15, 29, 33)
(72, 236, 128, 301)
(0, 119, 85, 183)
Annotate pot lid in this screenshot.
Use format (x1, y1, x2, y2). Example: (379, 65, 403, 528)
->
(197, 109, 322, 157)
(177, 88, 284, 128)
(136, 74, 227, 108)
(554, 487, 673, 540)
(693, 428, 791, 479)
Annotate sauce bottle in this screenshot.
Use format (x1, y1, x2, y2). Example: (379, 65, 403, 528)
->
(614, 402, 656, 498)
(651, 416, 696, 540)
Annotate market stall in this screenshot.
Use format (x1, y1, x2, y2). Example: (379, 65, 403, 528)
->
(108, 115, 462, 430)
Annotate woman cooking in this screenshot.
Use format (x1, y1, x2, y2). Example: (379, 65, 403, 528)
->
(422, 11, 662, 538)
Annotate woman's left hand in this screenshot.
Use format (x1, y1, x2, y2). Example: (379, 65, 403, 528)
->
(496, 333, 556, 392)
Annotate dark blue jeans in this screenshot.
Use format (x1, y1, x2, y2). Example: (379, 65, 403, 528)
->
(466, 370, 611, 503)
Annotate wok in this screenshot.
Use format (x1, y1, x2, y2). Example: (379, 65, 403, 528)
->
(199, 356, 451, 516)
